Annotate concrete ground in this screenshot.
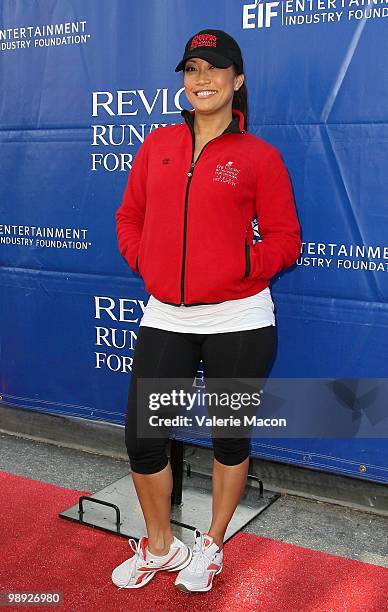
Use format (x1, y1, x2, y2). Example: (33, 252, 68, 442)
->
(1, 431, 387, 569)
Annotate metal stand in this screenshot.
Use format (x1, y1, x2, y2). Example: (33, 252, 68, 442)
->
(59, 440, 280, 547)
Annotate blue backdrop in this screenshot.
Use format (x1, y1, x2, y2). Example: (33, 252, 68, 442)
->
(1, 1, 387, 483)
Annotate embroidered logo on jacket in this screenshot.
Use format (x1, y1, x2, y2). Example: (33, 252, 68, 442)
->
(213, 161, 240, 187)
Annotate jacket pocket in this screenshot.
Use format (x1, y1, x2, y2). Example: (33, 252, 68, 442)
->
(243, 238, 251, 279)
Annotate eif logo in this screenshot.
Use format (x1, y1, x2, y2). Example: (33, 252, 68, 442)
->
(242, 1, 280, 29)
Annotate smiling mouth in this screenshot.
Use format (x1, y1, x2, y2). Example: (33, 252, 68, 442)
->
(195, 90, 217, 98)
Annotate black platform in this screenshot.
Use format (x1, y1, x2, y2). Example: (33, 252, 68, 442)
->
(60, 440, 280, 546)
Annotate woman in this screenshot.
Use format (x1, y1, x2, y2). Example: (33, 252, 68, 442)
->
(112, 29, 301, 593)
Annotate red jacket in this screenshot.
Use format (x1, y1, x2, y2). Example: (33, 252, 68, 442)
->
(116, 108, 301, 306)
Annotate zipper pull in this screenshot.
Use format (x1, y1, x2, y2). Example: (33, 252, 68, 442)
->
(187, 162, 195, 177)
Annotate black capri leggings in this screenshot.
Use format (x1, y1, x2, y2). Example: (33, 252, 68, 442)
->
(125, 324, 277, 474)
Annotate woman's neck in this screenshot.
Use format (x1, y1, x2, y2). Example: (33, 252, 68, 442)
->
(193, 107, 234, 141)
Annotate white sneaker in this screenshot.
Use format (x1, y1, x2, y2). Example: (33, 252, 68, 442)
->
(174, 530, 223, 593)
(112, 535, 192, 589)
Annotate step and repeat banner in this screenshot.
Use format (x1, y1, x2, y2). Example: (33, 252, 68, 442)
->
(1, 1, 387, 483)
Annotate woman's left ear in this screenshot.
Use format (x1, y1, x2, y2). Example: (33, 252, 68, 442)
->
(234, 74, 245, 91)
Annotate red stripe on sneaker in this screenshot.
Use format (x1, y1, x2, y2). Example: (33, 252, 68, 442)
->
(207, 563, 221, 571)
(204, 535, 213, 547)
(159, 548, 180, 568)
(168, 548, 190, 569)
(207, 573, 214, 587)
(137, 548, 181, 572)
(140, 537, 148, 560)
(135, 571, 152, 585)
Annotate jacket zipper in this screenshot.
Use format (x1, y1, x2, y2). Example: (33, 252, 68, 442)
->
(180, 139, 217, 305)
(180, 160, 194, 304)
(179, 115, 245, 306)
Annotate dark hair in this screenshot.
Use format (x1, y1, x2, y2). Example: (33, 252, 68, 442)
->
(232, 64, 248, 131)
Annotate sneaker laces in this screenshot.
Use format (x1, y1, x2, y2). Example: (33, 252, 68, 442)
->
(117, 537, 148, 591)
(190, 531, 218, 574)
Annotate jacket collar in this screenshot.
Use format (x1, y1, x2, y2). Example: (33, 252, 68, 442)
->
(180, 107, 245, 136)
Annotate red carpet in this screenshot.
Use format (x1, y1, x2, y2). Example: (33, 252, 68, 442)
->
(0, 470, 387, 612)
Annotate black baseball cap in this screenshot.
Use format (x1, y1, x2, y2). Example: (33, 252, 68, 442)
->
(175, 29, 244, 74)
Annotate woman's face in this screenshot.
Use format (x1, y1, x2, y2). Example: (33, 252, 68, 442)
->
(183, 57, 244, 116)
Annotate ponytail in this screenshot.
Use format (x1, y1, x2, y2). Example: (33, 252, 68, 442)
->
(232, 65, 248, 131)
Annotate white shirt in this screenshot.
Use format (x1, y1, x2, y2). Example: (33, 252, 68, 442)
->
(139, 287, 276, 334)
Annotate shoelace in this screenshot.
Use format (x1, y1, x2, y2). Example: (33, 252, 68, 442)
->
(189, 531, 218, 574)
(117, 538, 149, 590)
